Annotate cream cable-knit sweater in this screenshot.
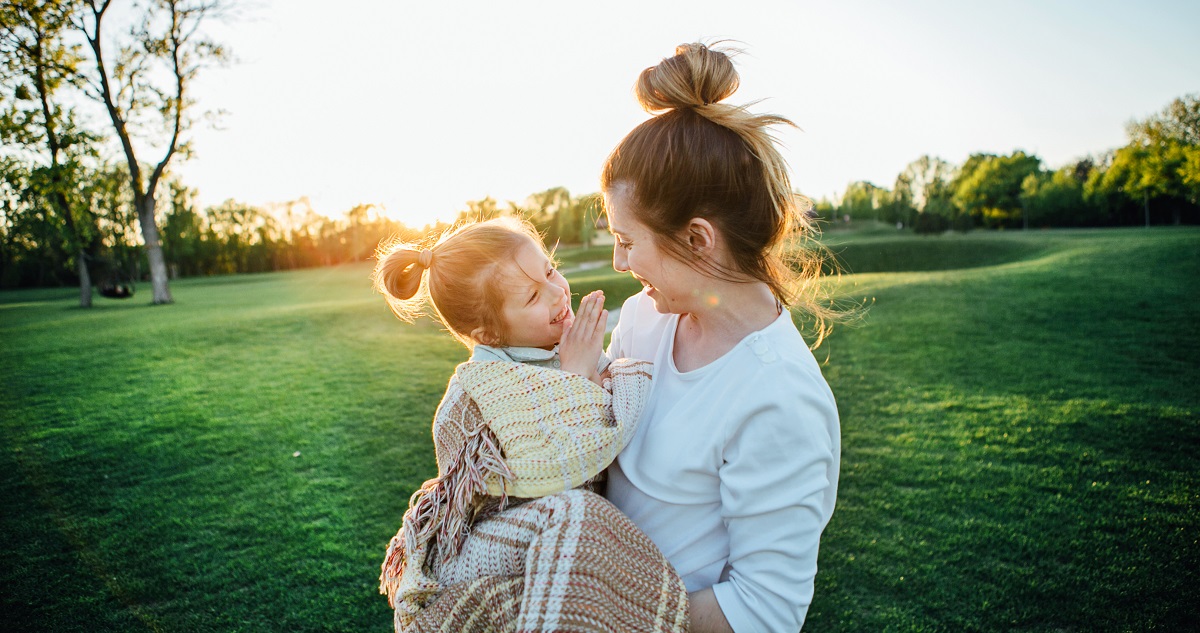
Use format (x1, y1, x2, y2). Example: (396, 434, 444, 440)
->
(380, 358, 654, 626)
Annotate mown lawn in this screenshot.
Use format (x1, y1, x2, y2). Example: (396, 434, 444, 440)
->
(2, 227, 1197, 632)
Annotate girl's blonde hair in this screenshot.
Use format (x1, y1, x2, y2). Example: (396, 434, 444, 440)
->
(601, 42, 840, 346)
(372, 216, 548, 348)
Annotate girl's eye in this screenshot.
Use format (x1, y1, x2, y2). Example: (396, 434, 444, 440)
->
(618, 239, 633, 250)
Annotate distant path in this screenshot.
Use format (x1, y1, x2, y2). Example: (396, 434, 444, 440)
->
(558, 261, 609, 275)
(560, 261, 621, 333)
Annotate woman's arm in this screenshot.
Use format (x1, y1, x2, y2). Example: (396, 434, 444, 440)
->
(710, 390, 839, 632)
(688, 587, 734, 633)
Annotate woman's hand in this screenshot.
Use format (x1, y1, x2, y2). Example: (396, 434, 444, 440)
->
(559, 290, 607, 383)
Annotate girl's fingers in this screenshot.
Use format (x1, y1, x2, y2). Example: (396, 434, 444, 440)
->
(565, 291, 605, 344)
(574, 294, 594, 323)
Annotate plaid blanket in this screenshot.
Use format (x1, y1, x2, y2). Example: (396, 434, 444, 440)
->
(380, 359, 688, 632)
(404, 490, 689, 633)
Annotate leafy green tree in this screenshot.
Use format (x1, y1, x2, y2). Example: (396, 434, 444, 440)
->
(1081, 151, 1137, 226)
(161, 179, 209, 276)
(951, 151, 1041, 229)
(1122, 94, 1200, 224)
(0, 158, 53, 287)
(1, 0, 103, 304)
(1097, 144, 1158, 227)
(838, 181, 888, 223)
(1021, 166, 1086, 227)
(523, 186, 572, 244)
(77, 0, 230, 303)
(557, 193, 601, 248)
(893, 155, 957, 233)
(811, 197, 837, 224)
(1183, 145, 1200, 200)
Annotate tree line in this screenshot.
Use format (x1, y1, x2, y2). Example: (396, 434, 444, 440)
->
(154, 184, 603, 279)
(817, 94, 1199, 233)
(4, 3, 1197, 305)
(1, 1, 609, 304)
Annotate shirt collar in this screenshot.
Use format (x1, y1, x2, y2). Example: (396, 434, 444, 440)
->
(471, 343, 559, 363)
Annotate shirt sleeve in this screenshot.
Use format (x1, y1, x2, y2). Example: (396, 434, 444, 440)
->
(710, 386, 839, 633)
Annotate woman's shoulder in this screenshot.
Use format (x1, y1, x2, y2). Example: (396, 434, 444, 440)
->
(722, 314, 838, 424)
(738, 312, 828, 380)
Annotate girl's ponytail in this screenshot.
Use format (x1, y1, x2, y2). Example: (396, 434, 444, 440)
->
(373, 243, 433, 323)
(372, 216, 548, 348)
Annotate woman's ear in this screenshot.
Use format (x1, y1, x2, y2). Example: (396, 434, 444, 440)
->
(686, 217, 717, 255)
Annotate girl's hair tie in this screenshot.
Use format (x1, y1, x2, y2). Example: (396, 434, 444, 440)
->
(418, 249, 434, 268)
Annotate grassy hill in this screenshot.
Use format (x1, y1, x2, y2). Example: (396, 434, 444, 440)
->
(2, 227, 1197, 631)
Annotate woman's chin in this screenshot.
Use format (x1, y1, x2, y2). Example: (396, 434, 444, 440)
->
(645, 287, 674, 314)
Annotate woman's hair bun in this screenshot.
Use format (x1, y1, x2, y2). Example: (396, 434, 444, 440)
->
(635, 42, 740, 113)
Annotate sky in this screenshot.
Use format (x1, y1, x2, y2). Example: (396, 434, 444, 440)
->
(174, 0, 1200, 227)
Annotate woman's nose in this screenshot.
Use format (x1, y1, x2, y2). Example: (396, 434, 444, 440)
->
(613, 245, 629, 272)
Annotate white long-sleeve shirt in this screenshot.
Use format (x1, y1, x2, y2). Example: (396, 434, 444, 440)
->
(605, 290, 840, 633)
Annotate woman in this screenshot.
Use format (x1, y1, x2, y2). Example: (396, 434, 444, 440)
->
(601, 43, 841, 632)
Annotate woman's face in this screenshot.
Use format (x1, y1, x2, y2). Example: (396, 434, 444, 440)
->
(604, 184, 700, 315)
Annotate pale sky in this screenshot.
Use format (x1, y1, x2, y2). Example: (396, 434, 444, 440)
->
(177, 0, 1200, 227)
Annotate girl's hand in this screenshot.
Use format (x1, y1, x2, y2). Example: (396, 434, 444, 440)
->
(559, 290, 607, 383)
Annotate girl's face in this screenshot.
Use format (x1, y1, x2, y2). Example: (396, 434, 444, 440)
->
(492, 237, 573, 349)
(604, 184, 701, 315)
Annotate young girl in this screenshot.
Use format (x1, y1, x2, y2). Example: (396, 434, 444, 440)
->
(372, 216, 687, 633)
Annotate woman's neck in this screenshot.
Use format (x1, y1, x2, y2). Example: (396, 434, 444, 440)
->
(673, 281, 781, 372)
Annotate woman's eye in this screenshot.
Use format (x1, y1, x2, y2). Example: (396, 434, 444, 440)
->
(619, 240, 633, 250)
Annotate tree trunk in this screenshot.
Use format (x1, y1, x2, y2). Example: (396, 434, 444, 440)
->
(77, 250, 93, 308)
(1144, 192, 1150, 228)
(138, 196, 174, 304)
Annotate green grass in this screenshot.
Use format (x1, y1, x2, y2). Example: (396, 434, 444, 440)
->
(2, 227, 1198, 631)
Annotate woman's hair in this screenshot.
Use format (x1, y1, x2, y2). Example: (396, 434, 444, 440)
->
(601, 42, 839, 345)
(372, 216, 547, 348)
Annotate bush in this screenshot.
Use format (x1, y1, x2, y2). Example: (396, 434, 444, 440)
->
(914, 212, 951, 235)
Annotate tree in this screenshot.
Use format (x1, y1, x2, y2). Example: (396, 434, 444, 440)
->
(811, 197, 837, 224)
(77, 0, 230, 303)
(456, 196, 503, 224)
(951, 151, 1041, 229)
(893, 155, 957, 232)
(1097, 145, 1156, 227)
(1, 0, 101, 306)
(838, 181, 888, 223)
(1122, 94, 1200, 224)
(522, 186, 571, 244)
(1021, 166, 1088, 227)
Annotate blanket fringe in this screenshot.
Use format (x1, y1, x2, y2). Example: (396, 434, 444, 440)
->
(379, 408, 514, 617)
